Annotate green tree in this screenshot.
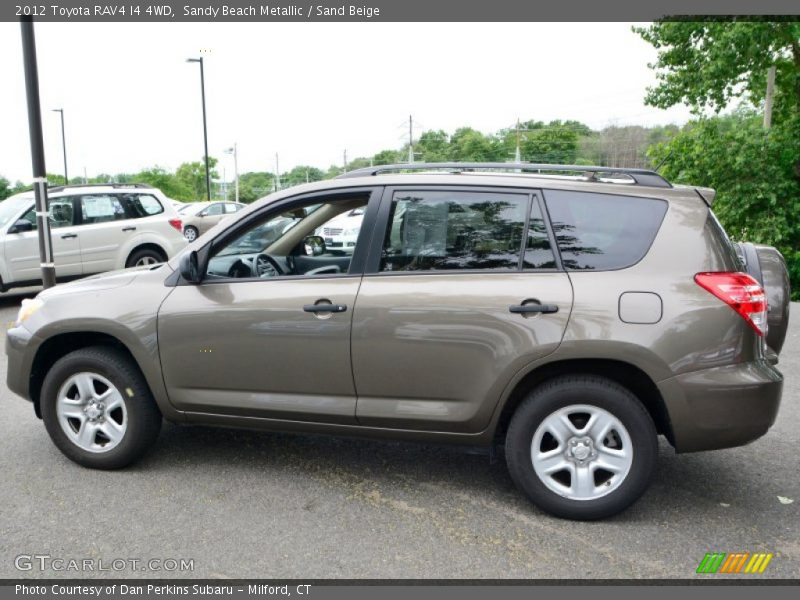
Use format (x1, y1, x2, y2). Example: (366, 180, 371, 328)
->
(282, 165, 325, 187)
(636, 21, 800, 120)
(176, 157, 219, 201)
(237, 171, 276, 203)
(372, 149, 403, 165)
(135, 167, 192, 200)
(0, 176, 10, 200)
(417, 130, 450, 162)
(638, 21, 800, 297)
(449, 127, 504, 162)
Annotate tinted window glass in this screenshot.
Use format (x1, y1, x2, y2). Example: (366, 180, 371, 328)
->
(79, 195, 127, 224)
(121, 193, 164, 218)
(381, 191, 528, 272)
(544, 190, 667, 270)
(206, 203, 224, 216)
(523, 200, 557, 269)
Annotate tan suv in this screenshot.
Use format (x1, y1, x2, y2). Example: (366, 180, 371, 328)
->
(5, 163, 789, 520)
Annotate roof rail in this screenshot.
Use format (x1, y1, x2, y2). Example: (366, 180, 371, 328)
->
(48, 182, 154, 193)
(337, 162, 672, 188)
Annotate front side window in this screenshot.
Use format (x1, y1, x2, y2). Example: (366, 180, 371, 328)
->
(380, 190, 529, 272)
(205, 195, 369, 280)
(205, 203, 224, 216)
(544, 190, 668, 271)
(20, 197, 77, 230)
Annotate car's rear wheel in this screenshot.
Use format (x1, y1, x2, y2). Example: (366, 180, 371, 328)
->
(183, 226, 199, 242)
(40, 347, 162, 469)
(126, 247, 165, 268)
(505, 375, 657, 520)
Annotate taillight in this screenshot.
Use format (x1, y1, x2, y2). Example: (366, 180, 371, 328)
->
(168, 218, 182, 232)
(694, 272, 768, 336)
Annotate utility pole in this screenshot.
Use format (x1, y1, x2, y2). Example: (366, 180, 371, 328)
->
(274, 153, 280, 192)
(20, 18, 56, 289)
(343, 149, 348, 174)
(514, 118, 522, 163)
(52, 108, 67, 184)
(764, 65, 776, 129)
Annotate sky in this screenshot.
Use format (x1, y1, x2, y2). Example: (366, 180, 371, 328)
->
(0, 22, 693, 184)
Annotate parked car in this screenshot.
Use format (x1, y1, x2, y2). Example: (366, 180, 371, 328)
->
(314, 206, 364, 253)
(6, 163, 789, 520)
(0, 183, 187, 292)
(181, 201, 245, 241)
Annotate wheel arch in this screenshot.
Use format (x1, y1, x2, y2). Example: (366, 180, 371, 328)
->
(492, 358, 673, 446)
(125, 242, 168, 267)
(28, 330, 179, 422)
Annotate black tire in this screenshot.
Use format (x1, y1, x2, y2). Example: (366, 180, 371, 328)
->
(40, 346, 162, 469)
(183, 226, 199, 242)
(126, 247, 165, 268)
(505, 375, 657, 520)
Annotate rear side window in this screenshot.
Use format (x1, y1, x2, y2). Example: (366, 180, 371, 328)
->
(544, 190, 667, 270)
(122, 193, 164, 218)
(381, 190, 529, 272)
(79, 194, 127, 224)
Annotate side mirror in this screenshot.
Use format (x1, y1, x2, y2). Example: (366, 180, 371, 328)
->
(179, 250, 201, 284)
(303, 235, 326, 256)
(198, 212, 207, 218)
(8, 219, 34, 234)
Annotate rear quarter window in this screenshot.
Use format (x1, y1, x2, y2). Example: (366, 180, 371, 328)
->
(120, 193, 164, 218)
(544, 190, 668, 270)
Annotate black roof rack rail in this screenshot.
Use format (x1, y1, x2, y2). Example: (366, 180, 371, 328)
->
(47, 182, 154, 193)
(336, 162, 672, 188)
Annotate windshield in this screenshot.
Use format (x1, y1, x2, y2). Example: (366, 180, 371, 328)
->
(0, 195, 33, 229)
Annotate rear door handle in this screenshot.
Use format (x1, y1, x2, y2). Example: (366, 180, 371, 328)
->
(509, 303, 559, 314)
(303, 303, 347, 313)
(61, 233, 77, 239)
(122, 226, 137, 232)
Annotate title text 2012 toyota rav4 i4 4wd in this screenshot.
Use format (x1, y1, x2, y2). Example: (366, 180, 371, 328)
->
(5, 163, 790, 520)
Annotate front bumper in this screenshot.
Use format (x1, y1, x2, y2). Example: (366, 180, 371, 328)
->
(5, 325, 35, 403)
(658, 360, 783, 453)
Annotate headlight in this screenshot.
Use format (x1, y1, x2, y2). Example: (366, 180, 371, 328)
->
(15, 298, 44, 327)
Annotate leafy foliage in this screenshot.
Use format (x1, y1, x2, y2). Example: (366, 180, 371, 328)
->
(638, 20, 800, 299)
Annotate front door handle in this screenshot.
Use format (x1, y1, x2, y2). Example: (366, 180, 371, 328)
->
(303, 303, 347, 313)
(122, 226, 137, 232)
(509, 303, 559, 314)
(61, 233, 77, 239)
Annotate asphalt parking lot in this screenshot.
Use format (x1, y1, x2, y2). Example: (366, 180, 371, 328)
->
(0, 289, 797, 580)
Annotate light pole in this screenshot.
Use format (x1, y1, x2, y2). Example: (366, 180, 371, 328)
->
(224, 143, 238, 203)
(186, 57, 211, 200)
(51, 108, 67, 184)
(21, 18, 56, 288)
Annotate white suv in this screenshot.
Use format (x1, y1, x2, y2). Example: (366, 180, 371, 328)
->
(0, 183, 187, 292)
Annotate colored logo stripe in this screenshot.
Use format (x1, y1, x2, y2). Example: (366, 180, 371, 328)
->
(697, 552, 773, 574)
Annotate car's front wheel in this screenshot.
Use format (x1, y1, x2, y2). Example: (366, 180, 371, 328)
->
(505, 375, 657, 520)
(40, 347, 162, 469)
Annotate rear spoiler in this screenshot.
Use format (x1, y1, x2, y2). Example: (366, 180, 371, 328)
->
(695, 187, 717, 206)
